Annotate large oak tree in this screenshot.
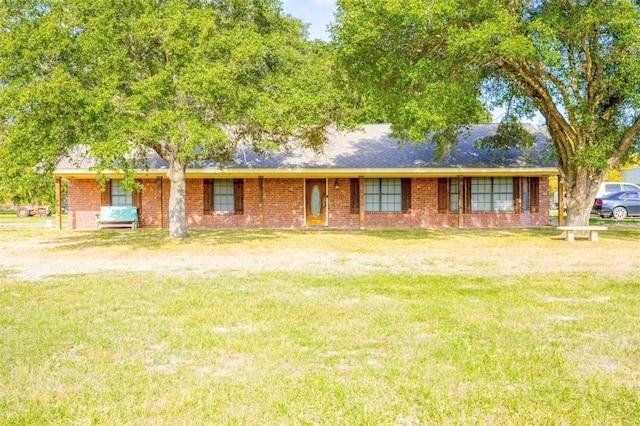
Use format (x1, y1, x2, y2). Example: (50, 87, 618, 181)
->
(334, 0, 640, 225)
(1, 0, 344, 237)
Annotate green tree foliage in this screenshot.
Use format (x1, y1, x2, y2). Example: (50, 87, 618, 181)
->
(334, 0, 640, 225)
(0, 171, 54, 208)
(1, 0, 345, 236)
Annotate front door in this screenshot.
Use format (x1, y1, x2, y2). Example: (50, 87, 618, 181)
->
(305, 179, 326, 226)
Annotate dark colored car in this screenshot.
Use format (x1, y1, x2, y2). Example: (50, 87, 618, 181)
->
(592, 191, 640, 219)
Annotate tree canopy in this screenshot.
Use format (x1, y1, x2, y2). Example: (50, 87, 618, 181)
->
(334, 0, 640, 224)
(1, 0, 345, 236)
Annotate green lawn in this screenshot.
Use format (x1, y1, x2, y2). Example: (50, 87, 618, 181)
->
(0, 211, 61, 229)
(1, 223, 639, 424)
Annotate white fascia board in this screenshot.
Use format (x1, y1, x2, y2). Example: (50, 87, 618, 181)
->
(54, 167, 560, 179)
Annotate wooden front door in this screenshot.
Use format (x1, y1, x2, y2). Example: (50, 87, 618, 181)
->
(305, 179, 326, 226)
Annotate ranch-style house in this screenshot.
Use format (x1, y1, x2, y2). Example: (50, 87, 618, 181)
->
(54, 123, 557, 230)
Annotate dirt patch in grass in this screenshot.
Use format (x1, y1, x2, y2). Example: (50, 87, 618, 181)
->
(1, 227, 639, 281)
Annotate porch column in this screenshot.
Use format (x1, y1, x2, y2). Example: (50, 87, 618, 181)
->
(55, 177, 62, 231)
(358, 176, 365, 229)
(157, 177, 164, 229)
(457, 175, 464, 228)
(259, 176, 265, 229)
(558, 176, 564, 226)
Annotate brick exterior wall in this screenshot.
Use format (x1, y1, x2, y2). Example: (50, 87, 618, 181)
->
(139, 178, 162, 229)
(66, 176, 551, 230)
(328, 178, 360, 229)
(263, 179, 305, 228)
(67, 179, 103, 230)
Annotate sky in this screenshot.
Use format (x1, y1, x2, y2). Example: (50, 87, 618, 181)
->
(281, 0, 336, 41)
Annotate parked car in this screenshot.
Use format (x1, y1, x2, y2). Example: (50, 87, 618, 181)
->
(592, 191, 640, 219)
(596, 182, 640, 198)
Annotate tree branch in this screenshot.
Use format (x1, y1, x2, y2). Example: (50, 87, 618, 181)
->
(531, 60, 577, 125)
(583, 26, 597, 111)
(566, 44, 581, 102)
(545, 114, 571, 170)
(608, 115, 640, 168)
(500, 58, 578, 156)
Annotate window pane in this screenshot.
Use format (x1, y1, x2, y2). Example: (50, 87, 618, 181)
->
(471, 177, 492, 212)
(493, 177, 514, 212)
(365, 198, 380, 212)
(365, 179, 380, 195)
(380, 193, 401, 212)
(381, 178, 401, 212)
(381, 178, 401, 194)
(214, 179, 235, 213)
(364, 179, 379, 212)
(111, 180, 132, 206)
(450, 178, 459, 212)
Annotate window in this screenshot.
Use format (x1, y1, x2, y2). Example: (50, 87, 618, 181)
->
(111, 180, 133, 206)
(365, 178, 401, 212)
(522, 177, 529, 211)
(470, 177, 514, 212)
(449, 178, 459, 212)
(352, 178, 411, 213)
(605, 183, 621, 194)
(213, 179, 235, 213)
(203, 179, 243, 215)
(471, 177, 493, 212)
(491, 177, 514, 212)
(438, 177, 538, 214)
(101, 179, 140, 208)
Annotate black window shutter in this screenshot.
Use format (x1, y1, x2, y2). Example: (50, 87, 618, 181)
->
(437, 178, 449, 214)
(529, 177, 540, 213)
(101, 179, 111, 206)
(513, 177, 522, 213)
(234, 179, 244, 214)
(350, 178, 360, 214)
(401, 178, 411, 213)
(203, 179, 213, 215)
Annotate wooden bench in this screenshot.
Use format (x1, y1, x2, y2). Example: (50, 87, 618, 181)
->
(557, 225, 607, 242)
(96, 206, 139, 230)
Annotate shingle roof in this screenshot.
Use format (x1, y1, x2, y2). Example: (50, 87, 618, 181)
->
(56, 123, 556, 173)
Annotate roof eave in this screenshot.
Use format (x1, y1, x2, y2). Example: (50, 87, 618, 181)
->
(54, 167, 560, 179)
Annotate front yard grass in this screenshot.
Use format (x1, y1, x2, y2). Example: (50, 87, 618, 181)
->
(1, 226, 639, 424)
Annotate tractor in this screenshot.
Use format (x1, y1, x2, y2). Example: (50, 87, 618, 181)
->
(16, 205, 51, 217)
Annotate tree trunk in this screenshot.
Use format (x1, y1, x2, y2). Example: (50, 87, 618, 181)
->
(167, 159, 190, 238)
(562, 167, 604, 226)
